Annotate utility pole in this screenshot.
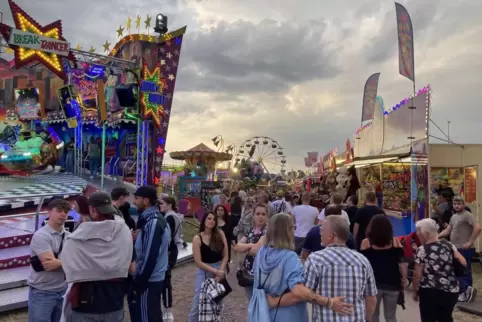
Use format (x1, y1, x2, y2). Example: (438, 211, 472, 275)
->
(447, 121, 451, 142)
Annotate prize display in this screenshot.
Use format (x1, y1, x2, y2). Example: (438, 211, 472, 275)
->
(382, 163, 411, 212)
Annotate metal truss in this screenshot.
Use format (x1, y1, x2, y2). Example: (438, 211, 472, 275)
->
(70, 49, 137, 72)
(136, 120, 149, 186)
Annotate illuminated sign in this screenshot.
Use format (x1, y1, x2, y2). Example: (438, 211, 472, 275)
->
(8, 28, 70, 57)
(140, 80, 166, 105)
(140, 80, 160, 93)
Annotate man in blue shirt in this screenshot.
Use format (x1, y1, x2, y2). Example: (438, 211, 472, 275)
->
(129, 186, 171, 322)
(301, 204, 356, 261)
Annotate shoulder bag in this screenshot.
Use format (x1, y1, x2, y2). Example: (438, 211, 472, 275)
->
(30, 232, 65, 272)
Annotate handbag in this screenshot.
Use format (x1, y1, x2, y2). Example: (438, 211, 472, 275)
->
(237, 268, 254, 287)
(29, 232, 65, 272)
(213, 278, 232, 303)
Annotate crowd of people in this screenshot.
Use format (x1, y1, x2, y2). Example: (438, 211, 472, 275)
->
(26, 184, 480, 322)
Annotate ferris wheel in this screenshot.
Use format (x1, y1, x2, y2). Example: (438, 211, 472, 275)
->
(234, 136, 287, 174)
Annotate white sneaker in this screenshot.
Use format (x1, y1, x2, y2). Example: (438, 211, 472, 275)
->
(166, 312, 174, 321)
(466, 286, 477, 302)
(458, 293, 467, 302)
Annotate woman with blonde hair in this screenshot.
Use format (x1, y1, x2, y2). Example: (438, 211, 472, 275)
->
(248, 213, 352, 321)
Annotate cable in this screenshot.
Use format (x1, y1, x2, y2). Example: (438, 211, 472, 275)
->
(429, 119, 452, 143)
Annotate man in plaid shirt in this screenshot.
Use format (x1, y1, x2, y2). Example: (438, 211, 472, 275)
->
(305, 216, 378, 322)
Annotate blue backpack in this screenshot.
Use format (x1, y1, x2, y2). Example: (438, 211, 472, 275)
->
(247, 256, 282, 322)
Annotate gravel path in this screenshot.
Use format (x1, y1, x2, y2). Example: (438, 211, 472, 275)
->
(1, 262, 481, 322)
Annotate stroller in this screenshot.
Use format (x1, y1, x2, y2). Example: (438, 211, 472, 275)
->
(397, 232, 421, 287)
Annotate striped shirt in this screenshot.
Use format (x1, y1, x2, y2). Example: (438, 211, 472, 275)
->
(304, 244, 377, 322)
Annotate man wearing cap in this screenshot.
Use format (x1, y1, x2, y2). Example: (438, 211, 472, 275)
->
(438, 196, 481, 302)
(129, 186, 171, 322)
(60, 192, 133, 321)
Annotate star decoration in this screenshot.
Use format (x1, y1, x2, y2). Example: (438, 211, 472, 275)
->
(102, 40, 111, 53)
(89, 46, 96, 53)
(116, 25, 124, 38)
(140, 62, 166, 129)
(135, 15, 141, 30)
(144, 15, 152, 30)
(154, 177, 160, 185)
(75, 44, 82, 50)
(0, 0, 76, 82)
(160, 59, 166, 65)
(156, 146, 164, 154)
(168, 74, 175, 81)
(166, 52, 172, 59)
(126, 17, 132, 33)
(165, 66, 171, 72)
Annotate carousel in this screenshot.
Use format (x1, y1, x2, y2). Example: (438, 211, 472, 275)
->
(169, 143, 232, 216)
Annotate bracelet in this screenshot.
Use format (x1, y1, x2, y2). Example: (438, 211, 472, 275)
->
(327, 298, 333, 309)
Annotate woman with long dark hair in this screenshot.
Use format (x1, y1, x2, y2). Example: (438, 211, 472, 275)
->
(360, 215, 407, 322)
(160, 195, 181, 321)
(214, 204, 232, 262)
(188, 212, 229, 322)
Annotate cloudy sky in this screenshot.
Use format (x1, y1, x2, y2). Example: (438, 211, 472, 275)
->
(1, 0, 482, 170)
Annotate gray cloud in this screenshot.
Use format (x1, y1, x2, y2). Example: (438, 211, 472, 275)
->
(176, 18, 341, 93)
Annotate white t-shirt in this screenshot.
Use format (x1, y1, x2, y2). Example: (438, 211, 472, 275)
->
(318, 208, 351, 224)
(272, 199, 293, 214)
(292, 205, 318, 238)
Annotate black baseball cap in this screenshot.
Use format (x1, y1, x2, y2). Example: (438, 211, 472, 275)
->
(88, 192, 116, 215)
(134, 186, 158, 203)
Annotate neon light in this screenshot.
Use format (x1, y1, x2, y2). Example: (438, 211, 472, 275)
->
(140, 61, 165, 128)
(355, 85, 430, 135)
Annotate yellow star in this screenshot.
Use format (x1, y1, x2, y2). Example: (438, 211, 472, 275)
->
(126, 17, 132, 32)
(103, 40, 111, 53)
(89, 46, 96, 53)
(144, 15, 152, 29)
(75, 44, 82, 50)
(136, 15, 141, 30)
(116, 25, 124, 38)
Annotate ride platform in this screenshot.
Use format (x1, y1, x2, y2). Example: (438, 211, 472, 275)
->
(0, 167, 86, 212)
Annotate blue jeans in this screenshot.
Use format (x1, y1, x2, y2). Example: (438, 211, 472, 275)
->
(28, 287, 65, 322)
(89, 157, 99, 176)
(457, 247, 475, 293)
(244, 286, 253, 301)
(188, 262, 221, 322)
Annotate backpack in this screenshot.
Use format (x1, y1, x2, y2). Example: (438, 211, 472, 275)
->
(165, 212, 183, 245)
(247, 255, 282, 322)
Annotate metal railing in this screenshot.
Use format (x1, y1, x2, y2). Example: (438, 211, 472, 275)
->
(0, 192, 80, 232)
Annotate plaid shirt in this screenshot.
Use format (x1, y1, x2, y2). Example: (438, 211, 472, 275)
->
(305, 245, 377, 322)
(198, 278, 225, 321)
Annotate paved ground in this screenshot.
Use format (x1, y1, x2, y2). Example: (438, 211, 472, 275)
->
(1, 263, 481, 322)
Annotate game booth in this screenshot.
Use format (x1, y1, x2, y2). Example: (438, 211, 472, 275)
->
(350, 87, 431, 236)
(317, 87, 430, 237)
(0, 0, 190, 313)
